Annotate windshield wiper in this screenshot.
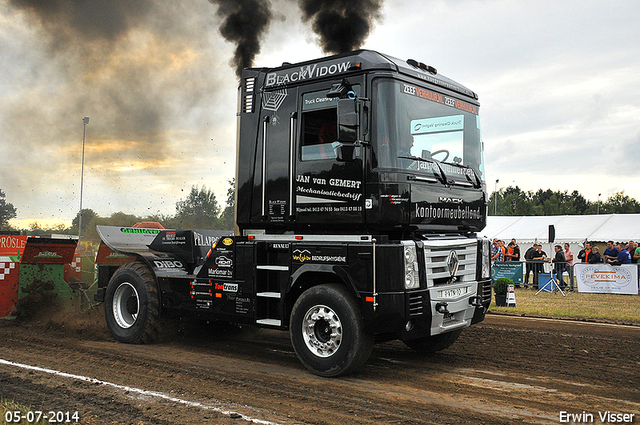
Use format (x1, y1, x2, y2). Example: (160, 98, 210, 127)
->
(398, 155, 448, 184)
(439, 161, 482, 188)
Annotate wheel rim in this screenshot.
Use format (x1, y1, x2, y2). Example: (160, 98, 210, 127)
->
(302, 304, 342, 358)
(113, 282, 139, 329)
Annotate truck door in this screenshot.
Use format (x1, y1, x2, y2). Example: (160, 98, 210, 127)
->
(293, 82, 365, 226)
(259, 86, 299, 225)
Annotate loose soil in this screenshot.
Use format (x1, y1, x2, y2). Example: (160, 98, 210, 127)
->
(1, 307, 638, 424)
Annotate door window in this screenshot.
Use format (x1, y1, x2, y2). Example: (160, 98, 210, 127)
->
(301, 107, 338, 161)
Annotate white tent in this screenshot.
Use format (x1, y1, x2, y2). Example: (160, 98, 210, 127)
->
(481, 214, 640, 245)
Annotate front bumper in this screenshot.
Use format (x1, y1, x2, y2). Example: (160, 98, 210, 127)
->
(367, 277, 490, 341)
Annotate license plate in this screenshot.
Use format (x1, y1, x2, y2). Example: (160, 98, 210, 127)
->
(438, 286, 468, 299)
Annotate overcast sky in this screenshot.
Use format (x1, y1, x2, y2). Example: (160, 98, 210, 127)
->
(1, 0, 639, 228)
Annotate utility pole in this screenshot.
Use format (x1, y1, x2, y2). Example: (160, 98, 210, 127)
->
(79, 117, 89, 240)
(494, 179, 499, 215)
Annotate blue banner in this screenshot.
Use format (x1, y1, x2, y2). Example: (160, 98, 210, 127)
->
(491, 262, 523, 284)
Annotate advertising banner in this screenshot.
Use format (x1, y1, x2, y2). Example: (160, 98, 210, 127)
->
(0, 235, 27, 256)
(491, 262, 524, 284)
(575, 263, 639, 295)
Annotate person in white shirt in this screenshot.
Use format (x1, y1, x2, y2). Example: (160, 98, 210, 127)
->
(564, 243, 575, 292)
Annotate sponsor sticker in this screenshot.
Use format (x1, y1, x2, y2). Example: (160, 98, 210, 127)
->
(292, 249, 347, 263)
(34, 250, 63, 259)
(153, 260, 184, 269)
(120, 228, 160, 235)
(214, 282, 238, 293)
(402, 83, 478, 115)
(215, 256, 233, 268)
(293, 249, 311, 263)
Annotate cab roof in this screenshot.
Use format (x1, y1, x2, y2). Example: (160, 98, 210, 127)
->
(249, 49, 478, 101)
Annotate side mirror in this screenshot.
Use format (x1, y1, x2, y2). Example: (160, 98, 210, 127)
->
(335, 142, 356, 162)
(337, 98, 358, 143)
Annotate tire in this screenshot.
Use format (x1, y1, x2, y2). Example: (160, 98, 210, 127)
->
(403, 329, 462, 354)
(104, 261, 160, 344)
(290, 284, 373, 377)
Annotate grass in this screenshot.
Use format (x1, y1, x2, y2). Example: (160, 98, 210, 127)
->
(489, 288, 640, 323)
(1, 400, 49, 425)
(80, 255, 97, 287)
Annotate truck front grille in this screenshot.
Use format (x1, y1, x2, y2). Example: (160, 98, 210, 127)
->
(423, 239, 477, 287)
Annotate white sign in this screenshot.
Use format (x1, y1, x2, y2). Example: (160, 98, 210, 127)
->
(411, 115, 464, 135)
(575, 264, 639, 295)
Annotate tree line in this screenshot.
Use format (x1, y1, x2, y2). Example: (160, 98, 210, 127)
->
(0, 180, 235, 241)
(2, 183, 639, 239)
(490, 187, 640, 216)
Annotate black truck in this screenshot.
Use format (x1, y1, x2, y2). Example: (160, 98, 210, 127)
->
(95, 50, 492, 377)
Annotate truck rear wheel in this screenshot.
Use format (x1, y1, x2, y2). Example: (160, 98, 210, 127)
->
(290, 284, 373, 377)
(104, 261, 160, 344)
(403, 329, 462, 354)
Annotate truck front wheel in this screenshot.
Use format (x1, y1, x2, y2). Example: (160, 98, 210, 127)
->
(403, 329, 462, 354)
(104, 261, 160, 344)
(290, 284, 373, 377)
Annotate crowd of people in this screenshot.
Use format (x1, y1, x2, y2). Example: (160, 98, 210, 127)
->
(491, 239, 640, 292)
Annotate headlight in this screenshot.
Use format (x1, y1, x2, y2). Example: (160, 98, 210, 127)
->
(481, 238, 491, 279)
(403, 242, 420, 289)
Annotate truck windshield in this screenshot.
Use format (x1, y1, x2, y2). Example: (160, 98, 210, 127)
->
(372, 78, 485, 184)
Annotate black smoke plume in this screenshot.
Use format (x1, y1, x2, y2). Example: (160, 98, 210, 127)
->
(3, 1, 225, 202)
(9, 0, 152, 45)
(209, 0, 273, 78)
(298, 0, 383, 54)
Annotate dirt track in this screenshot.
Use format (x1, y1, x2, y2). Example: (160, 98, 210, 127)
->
(1, 308, 639, 425)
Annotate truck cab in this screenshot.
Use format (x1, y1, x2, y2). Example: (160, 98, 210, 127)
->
(95, 50, 492, 377)
(236, 50, 486, 238)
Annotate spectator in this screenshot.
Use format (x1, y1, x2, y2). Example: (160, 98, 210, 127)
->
(504, 239, 522, 287)
(499, 240, 506, 262)
(603, 241, 618, 263)
(491, 239, 503, 262)
(506, 239, 520, 262)
(564, 243, 575, 292)
(551, 245, 566, 289)
(523, 244, 536, 288)
(506, 241, 514, 261)
(628, 241, 637, 262)
(588, 246, 603, 263)
(532, 244, 547, 289)
(609, 242, 632, 265)
(577, 242, 592, 263)
(632, 242, 640, 276)
(533, 244, 547, 261)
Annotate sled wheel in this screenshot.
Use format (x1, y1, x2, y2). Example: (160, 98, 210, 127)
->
(403, 329, 463, 354)
(290, 284, 373, 377)
(104, 261, 160, 344)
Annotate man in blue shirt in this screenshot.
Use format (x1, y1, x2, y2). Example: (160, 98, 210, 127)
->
(608, 242, 632, 265)
(603, 241, 619, 263)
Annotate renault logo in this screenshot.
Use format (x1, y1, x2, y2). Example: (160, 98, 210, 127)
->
(447, 251, 459, 277)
